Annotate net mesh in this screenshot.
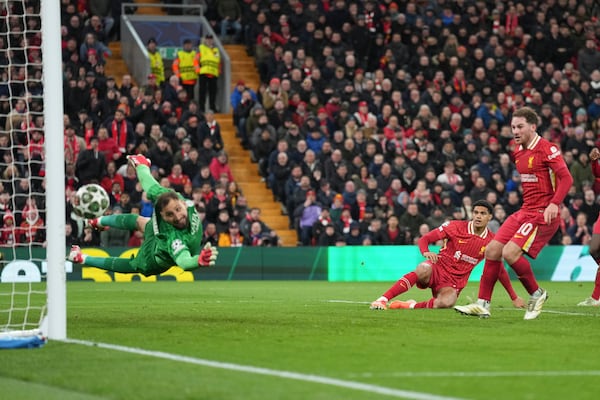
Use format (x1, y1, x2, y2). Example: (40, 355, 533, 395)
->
(0, 0, 48, 338)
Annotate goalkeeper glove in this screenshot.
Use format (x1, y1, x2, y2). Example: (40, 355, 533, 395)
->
(199, 242, 218, 267)
(126, 154, 151, 168)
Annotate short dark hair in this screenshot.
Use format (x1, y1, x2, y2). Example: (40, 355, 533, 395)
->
(472, 199, 493, 214)
(155, 191, 181, 215)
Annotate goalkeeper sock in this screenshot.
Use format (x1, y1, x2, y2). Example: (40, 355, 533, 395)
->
(84, 256, 138, 273)
(99, 214, 139, 230)
(383, 272, 418, 300)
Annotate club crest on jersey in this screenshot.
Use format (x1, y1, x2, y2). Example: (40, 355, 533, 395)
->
(528, 156, 534, 168)
(171, 239, 184, 253)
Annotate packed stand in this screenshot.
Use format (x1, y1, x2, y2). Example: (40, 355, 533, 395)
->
(0, 0, 281, 248)
(229, 0, 600, 246)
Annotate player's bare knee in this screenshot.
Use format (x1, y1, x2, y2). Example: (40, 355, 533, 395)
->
(415, 262, 431, 280)
(484, 241, 503, 260)
(502, 245, 522, 265)
(438, 296, 457, 308)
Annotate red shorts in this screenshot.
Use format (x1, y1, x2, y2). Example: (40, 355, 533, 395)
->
(593, 214, 600, 234)
(416, 261, 467, 298)
(494, 209, 559, 259)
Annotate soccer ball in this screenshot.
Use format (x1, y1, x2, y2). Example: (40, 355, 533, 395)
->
(74, 184, 110, 219)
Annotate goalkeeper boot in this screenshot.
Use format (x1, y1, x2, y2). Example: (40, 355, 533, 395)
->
(370, 297, 388, 310)
(577, 297, 600, 307)
(454, 299, 491, 318)
(67, 245, 85, 264)
(523, 288, 548, 320)
(87, 217, 108, 231)
(389, 299, 417, 309)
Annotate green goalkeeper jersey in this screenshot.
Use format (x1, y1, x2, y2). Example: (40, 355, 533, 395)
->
(130, 165, 204, 275)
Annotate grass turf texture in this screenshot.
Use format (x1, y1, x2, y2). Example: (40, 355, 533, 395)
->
(1, 281, 598, 400)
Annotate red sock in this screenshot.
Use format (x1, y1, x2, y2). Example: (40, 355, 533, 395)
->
(413, 298, 435, 309)
(478, 259, 502, 301)
(592, 267, 600, 300)
(383, 272, 418, 300)
(510, 256, 538, 295)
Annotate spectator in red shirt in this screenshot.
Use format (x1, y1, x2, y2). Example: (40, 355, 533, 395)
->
(97, 126, 122, 164)
(209, 150, 234, 183)
(101, 161, 125, 194)
(167, 163, 192, 193)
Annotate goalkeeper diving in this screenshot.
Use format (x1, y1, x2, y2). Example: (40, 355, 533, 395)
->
(68, 155, 218, 275)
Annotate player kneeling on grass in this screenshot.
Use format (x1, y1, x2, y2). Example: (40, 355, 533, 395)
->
(68, 155, 218, 275)
(370, 200, 525, 310)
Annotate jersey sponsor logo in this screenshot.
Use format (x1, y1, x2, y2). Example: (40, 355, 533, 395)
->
(171, 239, 185, 254)
(454, 250, 479, 265)
(520, 173, 538, 182)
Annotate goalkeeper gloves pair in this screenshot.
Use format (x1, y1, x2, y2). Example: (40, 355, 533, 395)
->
(199, 242, 218, 267)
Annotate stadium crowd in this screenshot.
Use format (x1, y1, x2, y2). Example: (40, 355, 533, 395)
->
(1, 0, 600, 248)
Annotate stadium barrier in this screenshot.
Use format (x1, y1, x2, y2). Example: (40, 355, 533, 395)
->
(0, 246, 596, 283)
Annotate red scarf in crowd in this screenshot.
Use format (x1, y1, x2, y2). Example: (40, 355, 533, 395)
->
(505, 13, 518, 36)
(111, 120, 128, 151)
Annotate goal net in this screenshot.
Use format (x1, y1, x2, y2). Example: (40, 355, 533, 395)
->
(0, 0, 65, 348)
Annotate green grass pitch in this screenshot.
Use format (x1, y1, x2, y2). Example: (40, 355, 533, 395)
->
(1, 281, 599, 400)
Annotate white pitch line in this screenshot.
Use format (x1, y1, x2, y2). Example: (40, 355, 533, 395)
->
(327, 300, 600, 316)
(349, 371, 600, 378)
(62, 338, 466, 400)
(328, 299, 371, 304)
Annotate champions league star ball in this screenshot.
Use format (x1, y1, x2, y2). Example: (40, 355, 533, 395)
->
(74, 184, 110, 219)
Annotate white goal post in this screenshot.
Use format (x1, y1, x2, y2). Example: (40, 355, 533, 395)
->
(42, 0, 67, 341)
(0, 0, 65, 345)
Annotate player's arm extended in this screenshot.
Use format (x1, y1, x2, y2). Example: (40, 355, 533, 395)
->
(417, 226, 447, 263)
(172, 242, 218, 270)
(136, 164, 171, 203)
(173, 249, 203, 270)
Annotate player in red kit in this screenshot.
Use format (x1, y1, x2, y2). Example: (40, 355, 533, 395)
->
(578, 147, 600, 306)
(370, 200, 524, 310)
(455, 107, 573, 319)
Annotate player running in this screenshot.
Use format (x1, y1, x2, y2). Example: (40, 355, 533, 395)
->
(370, 200, 524, 310)
(455, 107, 573, 319)
(67, 155, 218, 275)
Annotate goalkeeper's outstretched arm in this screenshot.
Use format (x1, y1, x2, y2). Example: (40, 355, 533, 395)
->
(128, 155, 171, 203)
(174, 243, 219, 269)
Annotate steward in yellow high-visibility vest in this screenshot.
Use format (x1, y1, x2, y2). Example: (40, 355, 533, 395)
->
(147, 37, 165, 85)
(195, 34, 221, 112)
(172, 39, 198, 101)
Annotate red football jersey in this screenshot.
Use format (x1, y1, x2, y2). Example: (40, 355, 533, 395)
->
(514, 135, 570, 212)
(418, 220, 492, 279)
